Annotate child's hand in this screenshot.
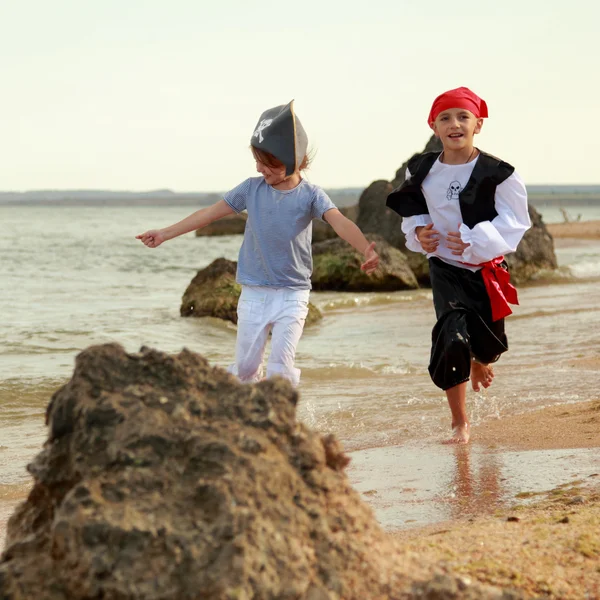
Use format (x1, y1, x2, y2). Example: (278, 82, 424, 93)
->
(361, 241, 379, 274)
(416, 223, 440, 253)
(136, 229, 166, 248)
(446, 225, 471, 256)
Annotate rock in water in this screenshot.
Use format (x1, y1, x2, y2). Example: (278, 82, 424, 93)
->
(355, 137, 443, 253)
(180, 258, 323, 327)
(0, 344, 406, 599)
(312, 205, 359, 244)
(505, 205, 558, 284)
(195, 213, 248, 237)
(180, 257, 241, 323)
(311, 235, 419, 291)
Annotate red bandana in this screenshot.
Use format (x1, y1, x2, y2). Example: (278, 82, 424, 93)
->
(428, 87, 488, 127)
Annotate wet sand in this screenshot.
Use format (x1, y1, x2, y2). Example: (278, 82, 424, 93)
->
(348, 398, 600, 526)
(391, 477, 600, 599)
(383, 397, 600, 599)
(474, 398, 600, 450)
(547, 219, 600, 239)
(473, 356, 600, 451)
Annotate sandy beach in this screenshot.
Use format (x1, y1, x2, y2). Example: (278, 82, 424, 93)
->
(391, 398, 600, 599)
(547, 219, 600, 239)
(392, 476, 600, 600)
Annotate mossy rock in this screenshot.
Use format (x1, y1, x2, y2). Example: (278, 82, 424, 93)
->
(305, 302, 322, 326)
(311, 234, 418, 291)
(181, 258, 322, 326)
(312, 205, 359, 243)
(195, 213, 247, 236)
(404, 253, 430, 286)
(181, 258, 241, 323)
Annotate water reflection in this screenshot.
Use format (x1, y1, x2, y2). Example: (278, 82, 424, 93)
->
(446, 445, 504, 520)
(348, 443, 600, 530)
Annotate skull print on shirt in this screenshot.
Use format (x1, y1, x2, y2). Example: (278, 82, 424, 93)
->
(446, 180, 462, 201)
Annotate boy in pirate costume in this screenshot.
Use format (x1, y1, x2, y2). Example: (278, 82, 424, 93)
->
(387, 87, 531, 444)
(138, 101, 379, 386)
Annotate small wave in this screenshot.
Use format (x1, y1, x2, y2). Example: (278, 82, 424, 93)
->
(523, 264, 600, 285)
(316, 291, 432, 312)
(525, 266, 576, 283)
(569, 261, 600, 279)
(302, 364, 379, 380)
(118, 264, 200, 274)
(0, 377, 67, 397)
(0, 345, 87, 356)
(379, 364, 417, 375)
(302, 362, 415, 380)
(43, 329, 94, 337)
(511, 305, 599, 320)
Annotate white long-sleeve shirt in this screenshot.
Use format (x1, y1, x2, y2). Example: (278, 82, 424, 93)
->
(400, 155, 531, 271)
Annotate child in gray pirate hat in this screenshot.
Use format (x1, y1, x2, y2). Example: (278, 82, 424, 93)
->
(137, 100, 379, 386)
(251, 101, 308, 176)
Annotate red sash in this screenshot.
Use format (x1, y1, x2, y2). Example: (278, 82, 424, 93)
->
(462, 256, 519, 321)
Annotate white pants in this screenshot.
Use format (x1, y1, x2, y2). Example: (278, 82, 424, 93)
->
(228, 285, 310, 386)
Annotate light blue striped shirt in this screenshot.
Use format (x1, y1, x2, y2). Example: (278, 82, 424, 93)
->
(223, 177, 336, 289)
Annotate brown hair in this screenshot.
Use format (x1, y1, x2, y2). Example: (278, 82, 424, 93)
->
(250, 146, 312, 172)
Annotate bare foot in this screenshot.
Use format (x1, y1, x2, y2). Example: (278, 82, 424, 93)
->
(470, 361, 494, 392)
(443, 423, 470, 445)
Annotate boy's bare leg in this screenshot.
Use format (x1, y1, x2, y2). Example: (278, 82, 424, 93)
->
(470, 360, 494, 392)
(443, 381, 470, 444)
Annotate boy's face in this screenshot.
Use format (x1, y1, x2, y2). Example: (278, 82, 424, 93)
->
(431, 108, 483, 149)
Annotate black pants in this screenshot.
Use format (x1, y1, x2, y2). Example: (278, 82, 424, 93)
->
(428, 258, 509, 391)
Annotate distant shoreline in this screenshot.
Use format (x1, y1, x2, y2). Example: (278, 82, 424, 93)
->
(546, 220, 600, 239)
(1, 187, 599, 208)
(0, 198, 216, 207)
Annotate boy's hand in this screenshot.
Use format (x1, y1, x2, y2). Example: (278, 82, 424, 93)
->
(361, 241, 379, 274)
(136, 229, 166, 248)
(446, 226, 471, 256)
(416, 223, 440, 253)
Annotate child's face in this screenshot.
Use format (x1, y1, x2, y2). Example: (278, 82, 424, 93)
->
(432, 108, 483, 149)
(255, 159, 288, 186)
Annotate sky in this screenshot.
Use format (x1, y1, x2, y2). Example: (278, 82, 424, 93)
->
(2, 0, 598, 192)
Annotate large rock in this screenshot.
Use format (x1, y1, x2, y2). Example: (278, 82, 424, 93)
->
(0, 344, 522, 600)
(312, 205, 359, 244)
(181, 258, 322, 326)
(355, 135, 557, 284)
(0, 344, 406, 599)
(180, 258, 241, 323)
(390, 135, 444, 189)
(355, 179, 402, 248)
(506, 205, 558, 284)
(196, 213, 247, 236)
(311, 235, 419, 291)
(355, 137, 443, 252)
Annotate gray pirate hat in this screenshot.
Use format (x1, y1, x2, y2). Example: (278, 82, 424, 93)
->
(250, 100, 308, 176)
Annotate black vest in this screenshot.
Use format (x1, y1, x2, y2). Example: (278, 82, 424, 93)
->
(386, 151, 515, 229)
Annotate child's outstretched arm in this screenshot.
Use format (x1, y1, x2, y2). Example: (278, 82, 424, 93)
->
(324, 209, 379, 274)
(136, 199, 236, 248)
